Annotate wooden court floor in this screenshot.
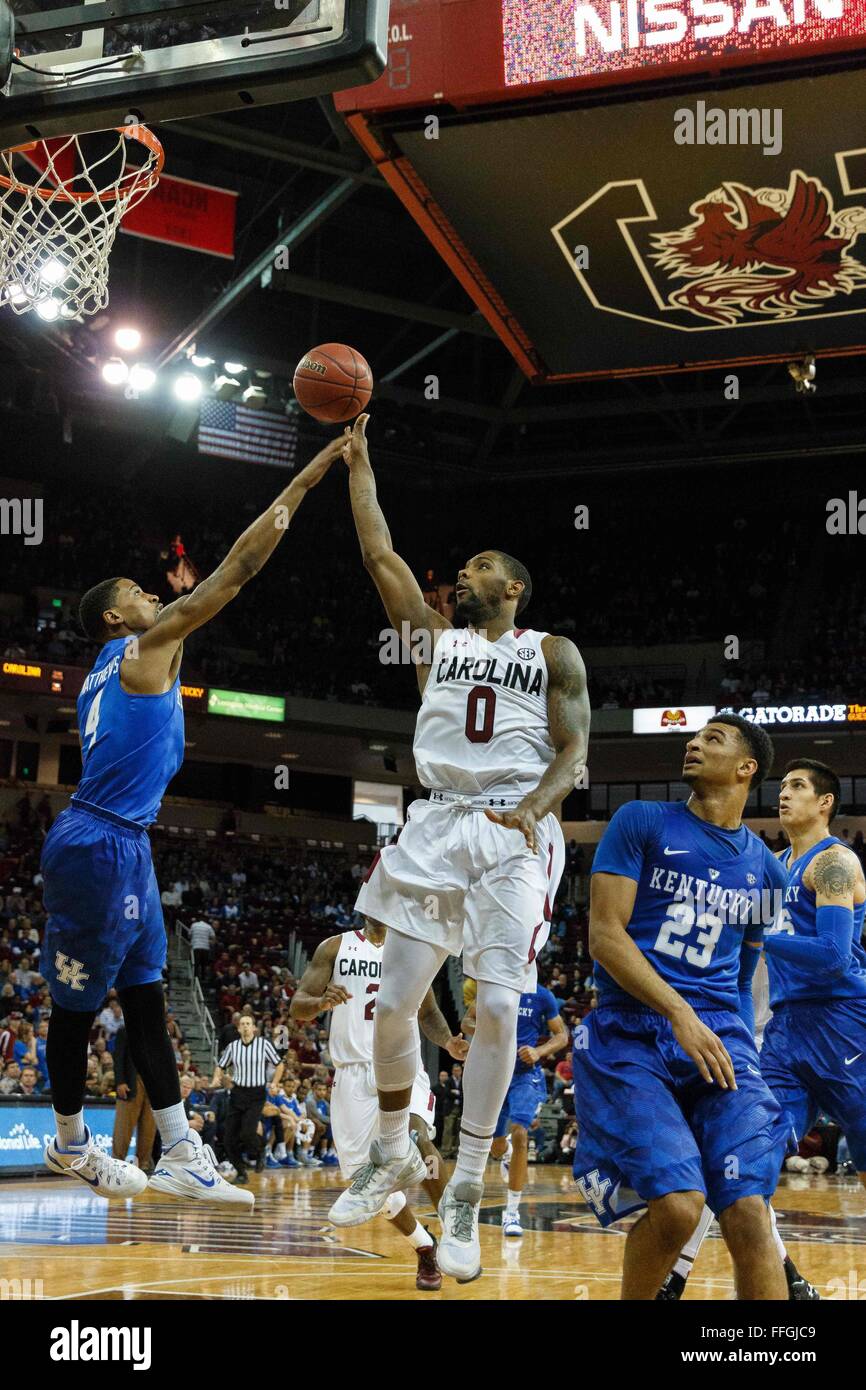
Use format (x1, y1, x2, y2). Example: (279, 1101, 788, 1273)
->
(1, 1165, 864, 1300)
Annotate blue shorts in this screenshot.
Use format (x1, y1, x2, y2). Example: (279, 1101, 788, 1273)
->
(761, 999, 866, 1172)
(572, 1005, 789, 1227)
(494, 1068, 547, 1136)
(41, 804, 166, 1013)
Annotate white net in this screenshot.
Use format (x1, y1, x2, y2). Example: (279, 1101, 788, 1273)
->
(0, 126, 163, 320)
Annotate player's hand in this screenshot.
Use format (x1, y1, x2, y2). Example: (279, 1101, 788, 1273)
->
(446, 1034, 470, 1061)
(319, 983, 352, 1012)
(341, 413, 370, 470)
(670, 1006, 737, 1089)
(484, 804, 538, 853)
(116, 1083, 130, 1100)
(294, 434, 347, 490)
(518, 1045, 541, 1066)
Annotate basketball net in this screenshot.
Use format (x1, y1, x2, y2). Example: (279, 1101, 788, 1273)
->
(0, 124, 163, 320)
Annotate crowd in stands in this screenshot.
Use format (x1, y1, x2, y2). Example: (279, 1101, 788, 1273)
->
(0, 468, 835, 717)
(0, 789, 597, 1167)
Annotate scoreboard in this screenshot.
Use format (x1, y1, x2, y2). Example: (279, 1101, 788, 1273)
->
(337, 0, 866, 114)
(337, 0, 866, 382)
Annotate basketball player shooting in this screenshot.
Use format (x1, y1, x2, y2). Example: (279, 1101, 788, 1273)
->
(328, 415, 591, 1283)
(40, 436, 345, 1206)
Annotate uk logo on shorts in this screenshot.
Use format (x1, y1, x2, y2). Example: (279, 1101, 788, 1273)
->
(54, 952, 90, 991)
(576, 1168, 611, 1218)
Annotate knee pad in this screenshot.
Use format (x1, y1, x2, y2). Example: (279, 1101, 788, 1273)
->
(382, 1191, 407, 1221)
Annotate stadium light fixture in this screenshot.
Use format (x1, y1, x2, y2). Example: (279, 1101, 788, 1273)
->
(174, 373, 203, 403)
(102, 358, 129, 385)
(129, 364, 156, 392)
(116, 326, 142, 352)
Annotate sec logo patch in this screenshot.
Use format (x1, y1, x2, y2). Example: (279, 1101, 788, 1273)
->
(517, 648, 536, 660)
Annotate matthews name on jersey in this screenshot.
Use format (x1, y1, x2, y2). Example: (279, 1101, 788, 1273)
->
(413, 627, 554, 797)
(41, 636, 186, 1011)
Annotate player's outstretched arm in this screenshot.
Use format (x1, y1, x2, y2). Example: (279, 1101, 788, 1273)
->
(342, 414, 452, 650)
(124, 436, 345, 693)
(289, 936, 347, 1021)
(590, 871, 737, 1089)
(764, 844, 860, 977)
(485, 636, 590, 851)
(419, 987, 469, 1060)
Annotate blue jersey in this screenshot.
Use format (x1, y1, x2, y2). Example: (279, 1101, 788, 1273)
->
(514, 986, 560, 1075)
(74, 637, 185, 826)
(766, 836, 866, 1007)
(592, 801, 785, 1011)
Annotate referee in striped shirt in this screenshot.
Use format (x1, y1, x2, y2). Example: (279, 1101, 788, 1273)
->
(213, 1015, 284, 1184)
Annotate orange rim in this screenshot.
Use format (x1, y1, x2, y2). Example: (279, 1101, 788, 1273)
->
(0, 124, 164, 203)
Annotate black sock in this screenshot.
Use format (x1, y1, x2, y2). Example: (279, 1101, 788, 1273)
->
(45, 1002, 97, 1115)
(117, 982, 181, 1111)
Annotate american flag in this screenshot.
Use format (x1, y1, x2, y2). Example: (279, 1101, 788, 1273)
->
(198, 399, 299, 467)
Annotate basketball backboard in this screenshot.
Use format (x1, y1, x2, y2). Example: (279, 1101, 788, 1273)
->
(0, 1, 389, 144)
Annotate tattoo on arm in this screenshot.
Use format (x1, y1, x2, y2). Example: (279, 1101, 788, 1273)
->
(812, 848, 858, 899)
(545, 637, 591, 759)
(419, 989, 454, 1048)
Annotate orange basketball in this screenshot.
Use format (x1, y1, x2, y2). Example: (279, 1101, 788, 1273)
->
(292, 343, 373, 423)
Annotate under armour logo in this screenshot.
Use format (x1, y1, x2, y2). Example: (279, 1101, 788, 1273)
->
(576, 1168, 611, 1218)
(54, 952, 90, 991)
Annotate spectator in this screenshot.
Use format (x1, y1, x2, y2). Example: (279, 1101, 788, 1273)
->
(113, 1025, 156, 1175)
(0, 1060, 22, 1094)
(15, 1064, 41, 1096)
(13, 1021, 37, 1068)
(238, 962, 259, 993)
(190, 917, 217, 979)
(553, 1053, 573, 1102)
(98, 999, 124, 1041)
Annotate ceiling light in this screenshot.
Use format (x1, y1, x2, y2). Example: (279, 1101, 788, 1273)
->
(40, 257, 66, 286)
(36, 298, 60, 322)
(116, 326, 141, 352)
(224, 360, 246, 374)
(213, 375, 241, 400)
(191, 354, 214, 368)
(174, 373, 203, 403)
(129, 364, 156, 391)
(369, 742, 388, 753)
(242, 383, 267, 407)
(102, 358, 129, 385)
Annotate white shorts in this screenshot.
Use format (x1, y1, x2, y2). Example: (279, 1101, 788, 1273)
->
(330, 1061, 436, 1181)
(355, 798, 565, 992)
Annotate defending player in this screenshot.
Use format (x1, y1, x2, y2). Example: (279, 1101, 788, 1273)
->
(328, 416, 590, 1284)
(763, 760, 866, 1187)
(290, 919, 467, 1291)
(465, 986, 568, 1237)
(573, 715, 791, 1299)
(41, 437, 344, 1205)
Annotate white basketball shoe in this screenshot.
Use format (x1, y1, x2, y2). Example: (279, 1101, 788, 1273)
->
(328, 1138, 427, 1227)
(45, 1126, 148, 1199)
(148, 1129, 254, 1207)
(438, 1180, 483, 1282)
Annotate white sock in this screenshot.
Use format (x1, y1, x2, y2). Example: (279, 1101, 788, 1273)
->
(275, 1142, 287, 1159)
(54, 1109, 86, 1150)
(153, 1102, 190, 1149)
(406, 1221, 433, 1251)
(377, 1107, 411, 1160)
(452, 1127, 494, 1188)
(769, 1204, 787, 1263)
(506, 1189, 522, 1216)
(673, 1202, 715, 1281)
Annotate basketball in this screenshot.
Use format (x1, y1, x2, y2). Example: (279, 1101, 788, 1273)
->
(292, 343, 373, 423)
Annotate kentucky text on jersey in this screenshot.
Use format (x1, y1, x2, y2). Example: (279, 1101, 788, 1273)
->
(592, 800, 786, 1011)
(434, 654, 543, 696)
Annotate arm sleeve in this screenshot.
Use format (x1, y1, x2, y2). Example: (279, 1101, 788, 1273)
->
(737, 942, 761, 1034)
(540, 987, 561, 1025)
(763, 905, 853, 978)
(591, 801, 663, 882)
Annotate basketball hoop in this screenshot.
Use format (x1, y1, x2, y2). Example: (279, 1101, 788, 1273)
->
(0, 124, 163, 320)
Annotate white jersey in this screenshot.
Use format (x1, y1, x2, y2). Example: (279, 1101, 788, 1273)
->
(413, 626, 555, 797)
(327, 930, 384, 1066)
